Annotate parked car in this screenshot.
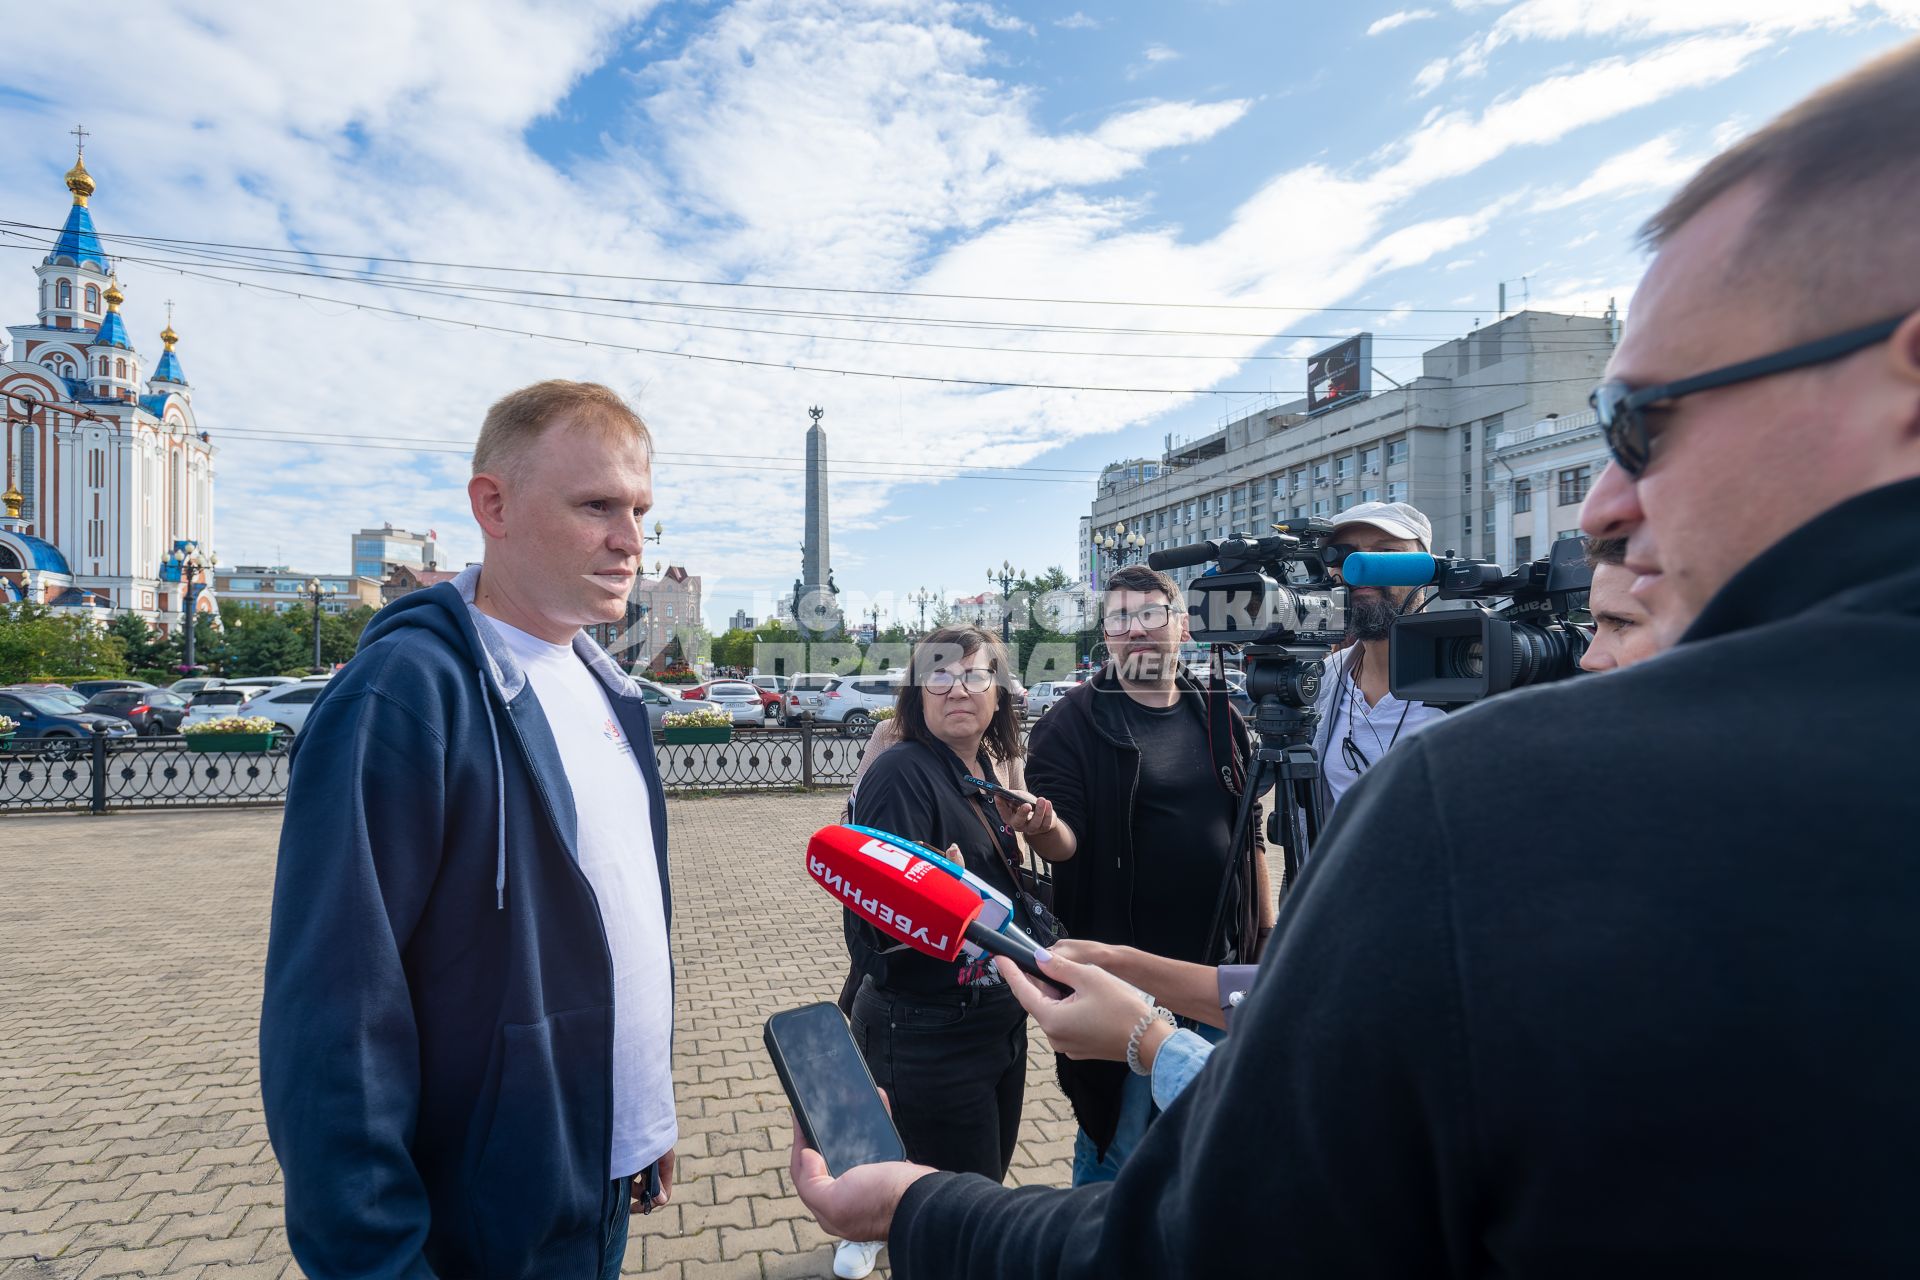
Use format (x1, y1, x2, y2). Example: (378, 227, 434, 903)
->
(747, 675, 791, 722)
(0, 689, 138, 745)
(683, 680, 773, 726)
(168, 677, 233, 697)
(817, 675, 900, 727)
(181, 685, 274, 730)
(6, 684, 89, 712)
(632, 679, 722, 733)
(234, 682, 332, 739)
(71, 678, 156, 699)
(82, 688, 190, 736)
(230, 675, 298, 687)
(786, 673, 838, 720)
(1026, 680, 1081, 716)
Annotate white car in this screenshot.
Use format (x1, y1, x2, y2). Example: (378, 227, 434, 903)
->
(818, 675, 900, 726)
(181, 684, 273, 730)
(1026, 680, 1081, 716)
(785, 673, 839, 720)
(234, 681, 332, 738)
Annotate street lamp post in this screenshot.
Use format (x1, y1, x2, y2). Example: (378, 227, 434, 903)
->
(1093, 523, 1147, 572)
(910, 587, 934, 636)
(304, 577, 337, 671)
(987, 559, 1023, 643)
(163, 542, 211, 675)
(867, 604, 882, 642)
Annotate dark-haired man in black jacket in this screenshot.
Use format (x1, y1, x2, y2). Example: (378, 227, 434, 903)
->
(791, 39, 1920, 1277)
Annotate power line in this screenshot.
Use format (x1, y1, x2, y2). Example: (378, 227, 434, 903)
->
(0, 218, 1609, 317)
(1, 231, 1622, 357)
(3, 241, 1613, 398)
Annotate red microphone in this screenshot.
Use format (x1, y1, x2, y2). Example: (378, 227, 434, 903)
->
(806, 825, 1056, 982)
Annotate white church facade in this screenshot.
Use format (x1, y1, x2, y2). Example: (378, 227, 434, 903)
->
(0, 137, 216, 633)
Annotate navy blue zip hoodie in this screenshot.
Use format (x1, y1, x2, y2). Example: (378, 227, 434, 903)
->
(260, 567, 671, 1280)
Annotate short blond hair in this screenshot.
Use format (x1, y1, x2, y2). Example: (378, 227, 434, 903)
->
(472, 380, 652, 479)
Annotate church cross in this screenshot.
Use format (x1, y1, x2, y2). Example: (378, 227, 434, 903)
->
(70, 124, 89, 156)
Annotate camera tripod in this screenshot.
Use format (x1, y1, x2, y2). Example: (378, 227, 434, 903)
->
(1202, 643, 1329, 962)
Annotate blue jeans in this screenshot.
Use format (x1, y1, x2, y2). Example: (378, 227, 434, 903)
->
(598, 1175, 632, 1280)
(1071, 1022, 1226, 1186)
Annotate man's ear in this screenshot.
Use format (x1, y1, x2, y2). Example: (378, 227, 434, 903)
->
(470, 472, 508, 540)
(1888, 308, 1920, 444)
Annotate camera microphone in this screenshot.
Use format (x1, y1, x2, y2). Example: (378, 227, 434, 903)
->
(1147, 540, 1220, 571)
(1339, 552, 1439, 587)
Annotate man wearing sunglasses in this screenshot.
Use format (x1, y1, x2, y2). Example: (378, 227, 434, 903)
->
(793, 40, 1920, 1277)
(1016, 563, 1273, 1187)
(1310, 500, 1447, 819)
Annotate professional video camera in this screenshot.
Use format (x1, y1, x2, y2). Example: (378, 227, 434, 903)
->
(1147, 519, 1350, 919)
(1346, 537, 1592, 707)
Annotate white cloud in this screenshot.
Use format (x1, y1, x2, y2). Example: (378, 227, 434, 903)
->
(1368, 9, 1438, 36)
(1418, 0, 1920, 92)
(1529, 133, 1704, 212)
(1054, 11, 1100, 29)
(1143, 43, 1181, 62)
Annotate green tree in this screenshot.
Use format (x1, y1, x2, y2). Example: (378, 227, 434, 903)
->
(318, 605, 377, 667)
(225, 609, 306, 676)
(0, 604, 128, 682)
(107, 612, 165, 669)
(710, 627, 755, 670)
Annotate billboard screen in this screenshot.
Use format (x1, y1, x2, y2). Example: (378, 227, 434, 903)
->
(1306, 334, 1372, 415)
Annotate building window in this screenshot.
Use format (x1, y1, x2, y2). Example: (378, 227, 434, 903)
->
(1334, 456, 1352, 483)
(1312, 462, 1329, 486)
(99, 357, 110, 376)
(1312, 499, 1329, 517)
(84, 284, 100, 313)
(17, 426, 37, 519)
(1463, 428, 1472, 452)
(1387, 480, 1408, 503)
(1463, 514, 1473, 538)
(1200, 495, 1212, 515)
(114, 358, 127, 380)
(1292, 506, 1306, 520)
(1386, 438, 1408, 466)
(1514, 478, 1532, 513)
(57, 279, 72, 309)
(1361, 487, 1378, 504)
(1337, 493, 1356, 513)
(1482, 411, 1505, 440)
(1290, 468, 1305, 493)
(1360, 447, 1379, 475)
(1515, 535, 1533, 563)
(1558, 465, 1592, 506)
(1463, 470, 1472, 496)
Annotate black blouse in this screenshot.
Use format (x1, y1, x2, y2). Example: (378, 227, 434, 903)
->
(846, 737, 1022, 996)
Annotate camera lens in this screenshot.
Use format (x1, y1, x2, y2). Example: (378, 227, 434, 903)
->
(1439, 636, 1483, 680)
(1502, 622, 1586, 687)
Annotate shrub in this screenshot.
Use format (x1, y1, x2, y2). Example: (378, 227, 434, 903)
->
(662, 707, 732, 730)
(181, 715, 278, 737)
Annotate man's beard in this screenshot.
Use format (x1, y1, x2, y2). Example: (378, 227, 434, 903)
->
(1346, 591, 1400, 641)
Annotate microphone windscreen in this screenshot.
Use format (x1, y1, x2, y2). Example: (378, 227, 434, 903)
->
(1147, 540, 1218, 571)
(807, 825, 982, 962)
(1340, 552, 1437, 587)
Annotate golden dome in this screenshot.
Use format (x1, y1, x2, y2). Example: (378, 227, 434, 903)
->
(161, 322, 179, 349)
(2, 472, 22, 521)
(104, 278, 124, 309)
(65, 155, 95, 206)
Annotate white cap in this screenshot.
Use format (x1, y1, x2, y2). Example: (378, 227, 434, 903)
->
(1331, 501, 1432, 550)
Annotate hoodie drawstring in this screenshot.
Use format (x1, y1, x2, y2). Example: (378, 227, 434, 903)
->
(477, 666, 508, 910)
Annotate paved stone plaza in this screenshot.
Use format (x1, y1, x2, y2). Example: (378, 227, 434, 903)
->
(0, 795, 1080, 1279)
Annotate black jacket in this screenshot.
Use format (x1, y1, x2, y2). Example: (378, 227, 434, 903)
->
(892, 481, 1920, 1278)
(1024, 669, 1263, 1152)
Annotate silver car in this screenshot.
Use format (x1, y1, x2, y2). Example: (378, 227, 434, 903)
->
(181, 685, 273, 730)
(700, 680, 770, 726)
(1026, 680, 1081, 716)
(633, 679, 722, 732)
(786, 673, 838, 720)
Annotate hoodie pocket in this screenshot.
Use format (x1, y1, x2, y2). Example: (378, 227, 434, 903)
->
(468, 1006, 610, 1278)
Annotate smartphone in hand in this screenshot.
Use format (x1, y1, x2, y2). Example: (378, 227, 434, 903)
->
(961, 774, 1036, 807)
(765, 1003, 906, 1177)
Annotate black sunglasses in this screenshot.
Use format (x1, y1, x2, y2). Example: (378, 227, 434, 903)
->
(1590, 314, 1905, 477)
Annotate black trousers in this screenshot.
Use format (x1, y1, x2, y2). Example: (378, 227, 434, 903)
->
(850, 976, 1028, 1181)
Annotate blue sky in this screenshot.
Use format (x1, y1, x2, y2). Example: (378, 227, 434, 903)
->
(1, 1, 1915, 630)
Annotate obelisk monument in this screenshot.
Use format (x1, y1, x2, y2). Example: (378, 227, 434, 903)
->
(795, 406, 842, 638)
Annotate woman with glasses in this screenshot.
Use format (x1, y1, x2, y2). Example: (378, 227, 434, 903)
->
(831, 625, 1047, 1278)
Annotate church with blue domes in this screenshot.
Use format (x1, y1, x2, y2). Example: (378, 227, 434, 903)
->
(0, 134, 217, 634)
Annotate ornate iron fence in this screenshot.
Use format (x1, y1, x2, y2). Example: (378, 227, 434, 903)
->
(0, 735, 291, 814)
(0, 721, 892, 813)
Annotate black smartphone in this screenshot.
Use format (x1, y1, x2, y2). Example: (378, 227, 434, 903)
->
(961, 774, 1035, 807)
(764, 1003, 906, 1177)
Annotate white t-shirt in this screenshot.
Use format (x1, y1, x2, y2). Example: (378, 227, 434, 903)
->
(491, 618, 677, 1180)
(1312, 645, 1446, 810)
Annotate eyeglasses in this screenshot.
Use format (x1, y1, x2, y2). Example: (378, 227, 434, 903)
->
(1101, 604, 1173, 636)
(925, 668, 997, 695)
(1339, 735, 1372, 774)
(1590, 314, 1904, 477)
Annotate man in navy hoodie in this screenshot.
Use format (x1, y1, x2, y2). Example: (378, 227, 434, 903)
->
(262, 380, 677, 1280)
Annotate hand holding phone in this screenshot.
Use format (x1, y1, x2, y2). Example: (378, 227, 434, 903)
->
(765, 1004, 906, 1177)
(962, 775, 1056, 836)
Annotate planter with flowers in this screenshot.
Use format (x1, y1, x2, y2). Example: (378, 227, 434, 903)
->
(182, 715, 282, 753)
(662, 706, 734, 745)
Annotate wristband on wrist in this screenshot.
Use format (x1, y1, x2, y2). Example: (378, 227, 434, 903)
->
(1126, 1005, 1178, 1076)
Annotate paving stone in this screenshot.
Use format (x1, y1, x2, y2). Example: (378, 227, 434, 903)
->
(0, 796, 1092, 1280)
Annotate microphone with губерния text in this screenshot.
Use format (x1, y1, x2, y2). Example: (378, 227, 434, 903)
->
(805, 824, 1063, 991)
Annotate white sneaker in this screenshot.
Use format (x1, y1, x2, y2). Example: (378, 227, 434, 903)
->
(833, 1238, 883, 1279)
